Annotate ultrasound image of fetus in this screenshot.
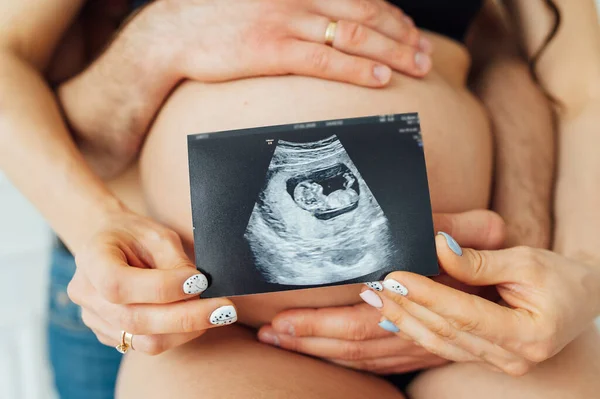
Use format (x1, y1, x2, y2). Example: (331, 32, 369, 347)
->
(244, 135, 394, 285)
(290, 165, 359, 220)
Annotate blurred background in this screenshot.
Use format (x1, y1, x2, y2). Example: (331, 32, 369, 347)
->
(1, 2, 600, 398)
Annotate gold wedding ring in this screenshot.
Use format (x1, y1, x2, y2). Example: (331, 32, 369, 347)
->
(115, 330, 134, 354)
(324, 21, 338, 46)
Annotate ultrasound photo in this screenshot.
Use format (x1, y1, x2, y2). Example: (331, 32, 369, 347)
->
(245, 135, 393, 285)
(188, 113, 438, 298)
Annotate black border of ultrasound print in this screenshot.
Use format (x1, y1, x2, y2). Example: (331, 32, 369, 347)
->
(187, 113, 438, 298)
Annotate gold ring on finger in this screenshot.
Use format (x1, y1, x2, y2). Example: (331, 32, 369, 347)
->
(124, 331, 135, 350)
(115, 330, 131, 354)
(324, 21, 338, 46)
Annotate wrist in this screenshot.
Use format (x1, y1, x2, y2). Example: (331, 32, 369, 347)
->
(60, 188, 129, 255)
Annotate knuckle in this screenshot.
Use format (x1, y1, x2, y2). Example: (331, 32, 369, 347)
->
(450, 312, 482, 334)
(80, 311, 92, 328)
(515, 246, 545, 284)
(355, 0, 379, 23)
(405, 27, 420, 46)
(387, 313, 404, 331)
(307, 48, 330, 73)
(99, 277, 123, 304)
(524, 340, 554, 363)
(153, 280, 171, 303)
(179, 311, 197, 333)
(344, 22, 368, 47)
(396, 25, 412, 42)
(245, 22, 280, 52)
(118, 308, 141, 333)
(148, 228, 179, 244)
(469, 250, 488, 281)
(347, 319, 371, 341)
(66, 280, 81, 304)
(389, 6, 404, 22)
(391, 49, 412, 69)
(429, 319, 457, 341)
(162, 229, 180, 243)
(515, 246, 538, 264)
(341, 342, 365, 360)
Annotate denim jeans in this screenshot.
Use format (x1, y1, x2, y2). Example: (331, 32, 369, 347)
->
(47, 246, 121, 399)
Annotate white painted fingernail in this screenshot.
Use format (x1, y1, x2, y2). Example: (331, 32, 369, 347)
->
(183, 274, 208, 295)
(364, 281, 383, 291)
(210, 305, 238, 326)
(383, 279, 408, 296)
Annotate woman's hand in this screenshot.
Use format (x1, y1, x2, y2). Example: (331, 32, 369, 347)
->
(360, 234, 600, 376)
(147, 0, 432, 87)
(67, 210, 236, 355)
(258, 210, 506, 374)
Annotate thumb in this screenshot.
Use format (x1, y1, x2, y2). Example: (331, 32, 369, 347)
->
(432, 210, 506, 250)
(435, 232, 516, 286)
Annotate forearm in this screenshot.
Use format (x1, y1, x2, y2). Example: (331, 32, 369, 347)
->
(499, 0, 600, 259)
(0, 52, 125, 252)
(474, 60, 554, 248)
(553, 97, 600, 262)
(58, 3, 178, 176)
(468, 5, 554, 248)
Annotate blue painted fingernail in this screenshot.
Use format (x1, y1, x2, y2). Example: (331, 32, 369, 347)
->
(437, 232, 463, 256)
(378, 319, 400, 333)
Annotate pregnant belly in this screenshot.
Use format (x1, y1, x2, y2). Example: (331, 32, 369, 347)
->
(127, 51, 492, 327)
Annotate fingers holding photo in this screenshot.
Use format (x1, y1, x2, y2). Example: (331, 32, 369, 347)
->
(74, 212, 210, 305)
(70, 272, 238, 355)
(360, 231, 600, 376)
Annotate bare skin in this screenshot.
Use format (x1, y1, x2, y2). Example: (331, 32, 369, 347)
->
(115, 2, 600, 398)
(1, 0, 596, 399)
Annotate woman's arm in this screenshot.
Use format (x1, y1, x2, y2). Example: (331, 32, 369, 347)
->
(0, 0, 239, 355)
(504, 0, 600, 261)
(0, 0, 125, 252)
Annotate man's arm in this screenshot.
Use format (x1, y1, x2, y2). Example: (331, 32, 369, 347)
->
(504, 0, 600, 261)
(56, 3, 179, 178)
(467, 1, 555, 248)
(0, 0, 126, 252)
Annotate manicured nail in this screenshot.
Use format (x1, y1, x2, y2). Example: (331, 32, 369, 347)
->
(403, 15, 415, 27)
(383, 279, 408, 296)
(365, 282, 383, 291)
(209, 305, 237, 325)
(414, 52, 431, 72)
(378, 319, 400, 333)
(437, 232, 463, 256)
(373, 65, 392, 83)
(183, 274, 208, 295)
(359, 290, 383, 308)
(259, 331, 280, 346)
(419, 37, 433, 53)
(276, 320, 295, 336)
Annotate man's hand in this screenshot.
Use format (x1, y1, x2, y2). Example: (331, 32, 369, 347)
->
(59, 0, 433, 177)
(257, 210, 506, 374)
